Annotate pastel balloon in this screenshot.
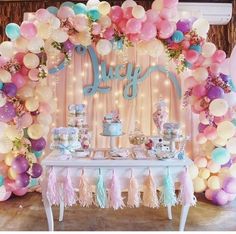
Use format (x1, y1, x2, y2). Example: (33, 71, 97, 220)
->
(47, 6, 58, 15)
(219, 58, 230, 75)
(207, 86, 224, 100)
(209, 99, 228, 117)
(212, 50, 226, 63)
(5, 125, 23, 141)
(205, 189, 215, 200)
(0, 91, 7, 108)
(226, 138, 236, 154)
(12, 72, 26, 89)
(13, 187, 28, 196)
(192, 84, 207, 97)
(17, 113, 33, 129)
(158, 20, 175, 39)
(23, 53, 40, 69)
(96, 39, 112, 56)
(189, 164, 199, 179)
(192, 67, 208, 82)
(146, 9, 160, 23)
(212, 136, 227, 147)
(31, 163, 43, 178)
(86, 0, 100, 9)
(99, 15, 112, 29)
(98, 1, 111, 15)
(122, 0, 137, 9)
(25, 97, 39, 112)
(199, 168, 210, 180)
(146, 39, 164, 58)
(192, 18, 209, 38)
(211, 147, 230, 165)
(207, 160, 221, 173)
(12, 155, 29, 174)
(223, 177, 236, 194)
(217, 121, 236, 139)
(15, 173, 30, 188)
(103, 26, 115, 40)
(110, 6, 123, 23)
(4, 153, 15, 166)
(5, 23, 20, 40)
(207, 175, 221, 190)
(61, 1, 74, 8)
(203, 126, 217, 140)
(87, 9, 101, 21)
(163, 0, 178, 8)
(152, 0, 164, 11)
(193, 177, 206, 193)
(0, 102, 16, 123)
(132, 5, 145, 19)
(0, 41, 14, 58)
(202, 42, 216, 58)
(37, 113, 52, 126)
(171, 30, 184, 43)
(27, 37, 45, 54)
(30, 137, 46, 151)
(212, 189, 228, 206)
(35, 8, 51, 22)
(51, 29, 69, 43)
(73, 3, 87, 15)
(196, 133, 207, 144)
(57, 6, 75, 19)
(91, 22, 102, 35)
(126, 18, 142, 34)
(176, 19, 192, 33)
(194, 156, 207, 168)
(140, 22, 157, 41)
(20, 21, 37, 40)
(230, 164, 236, 177)
(185, 50, 199, 64)
(0, 186, 12, 201)
(27, 124, 44, 140)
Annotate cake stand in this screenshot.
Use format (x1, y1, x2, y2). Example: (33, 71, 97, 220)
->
(100, 133, 125, 152)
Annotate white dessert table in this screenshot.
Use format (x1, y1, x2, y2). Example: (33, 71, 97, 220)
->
(41, 150, 193, 231)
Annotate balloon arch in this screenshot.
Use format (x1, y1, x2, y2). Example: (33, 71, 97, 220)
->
(0, 0, 236, 204)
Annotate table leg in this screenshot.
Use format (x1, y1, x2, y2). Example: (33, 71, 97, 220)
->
(167, 205, 172, 220)
(42, 192, 54, 231)
(110, 136, 116, 151)
(59, 201, 64, 222)
(179, 204, 190, 231)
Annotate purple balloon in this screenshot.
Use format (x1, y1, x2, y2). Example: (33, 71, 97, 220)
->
(31, 163, 43, 178)
(198, 123, 208, 133)
(176, 19, 192, 33)
(12, 155, 29, 174)
(207, 86, 224, 100)
(30, 137, 46, 151)
(15, 173, 30, 188)
(222, 159, 232, 168)
(0, 102, 16, 122)
(212, 189, 228, 206)
(220, 73, 230, 82)
(3, 83, 17, 97)
(223, 177, 236, 194)
(64, 39, 74, 51)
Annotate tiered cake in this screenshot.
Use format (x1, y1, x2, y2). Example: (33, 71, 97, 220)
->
(102, 111, 122, 136)
(68, 104, 91, 150)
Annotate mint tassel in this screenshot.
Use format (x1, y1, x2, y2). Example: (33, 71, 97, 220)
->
(160, 167, 177, 206)
(96, 169, 107, 208)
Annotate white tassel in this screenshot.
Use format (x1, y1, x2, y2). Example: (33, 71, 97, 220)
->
(143, 169, 159, 208)
(127, 169, 140, 208)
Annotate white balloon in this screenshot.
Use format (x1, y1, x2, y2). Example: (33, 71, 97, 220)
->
(37, 113, 52, 126)
(0, 91, 7, 108)
(0, 137, 13, 154)
(217, 121, 236, 140)
(49, 16, 61, 29)
(202, 42, 216, 58)
(0, 122, 8, 139)
(132, 5, 145, 19)
(224, 91, 236, 107)
(96, 39, 112, 56)
(51, 29, 68, 43)
(146, 39, 164, 58)
(226, 137, 236, 154)
(27, 37, 45, 53)
(87, 0, 100, 9)
(209, 98, 228, 117)
(122, 0, 137, 9)
(0, 41, 14, 58)
(0, 69, 11, 83)
(192, 18, 210, 38)
(193, 67, 208, 82)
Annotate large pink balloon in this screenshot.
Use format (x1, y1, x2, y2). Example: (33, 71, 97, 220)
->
(17, 112, 33, 129)
(230, 45, 236, 82)
(0, 186, 12, 201)
(12, 72, 26, 89)
(146, 9, 160, 23)
(110, 6, 123, 23)
(140, 22, 157, 41)
(126, 18, 142, 34)
(20, 22, 37, 40)
(123, 7, 133, 19)
(57, 6, 75, 20)
(163, 0, 178, 8)
(158, 20, 175, 39)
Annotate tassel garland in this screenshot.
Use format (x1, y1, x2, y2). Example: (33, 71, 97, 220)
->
(96, 169, 107, 208)
(108, 170, 125, 210)
(178, 169, 197, 206)
(143, 169, 159, 208)
(78, 169, 93, 207)
(160, 167, 177, 207)
(46, 167, 60, 206)
(63, 169, 78, 207)
(127, 170, 140, 208)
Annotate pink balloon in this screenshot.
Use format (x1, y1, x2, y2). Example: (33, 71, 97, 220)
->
(214, 116, 224, 125)
(103, 27, 114, 40)
(146, 9, 160, 23)
(184, 76, 198, 90)
(212, 50, 226, 63)
(35, 9, 51, 22)
(0, 162, 8, 176)
(39, 102, 51, 113)
(123, 7, 133, 19)
(91, 22, 101, 35)
(0, 56, 9, 67)
(128, 33, 140, 42)
(230, 45, 236, 82)
(17, 112, 33, 129)
(210, 63, 220, 75)
(158, 20, 175, 39)
(193, 99, 205, 113)
(118, 19, 128, 33)
(194, 156, 207, 168)
(20, 66, 29, 76)
(139, 14, 147, 22)
(28, 69, 39, 81)
(192, 84, 207, 98)
(12, 72, 26, 89)
(196, 133, 207, 144)
(181, 40, 190, 50)
(193, 55, 205, 69)
(219, 58, 230, 75)
(4, 178, 18, 192)
(14, 52, 25, 64)
(20, 21, 37, 40)
(160, 7, 172, 20)
(205, 189, 214, 201)
(13, 187, 28, 196)
(185, 50, 199, 64)
(203, 126, 217, 140)
(0, 187, 12, 202)
(227, 193, 236, 202)
(57, 6, 75, 20)
(163, 0, 178, 8)
(126, 18, 142, 34)
(140, 22, 157, 41)
(73, 15, 88, 32)
(110, 6, 123, 23)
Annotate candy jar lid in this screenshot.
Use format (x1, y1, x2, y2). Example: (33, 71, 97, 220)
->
(129, 121, 146, 146)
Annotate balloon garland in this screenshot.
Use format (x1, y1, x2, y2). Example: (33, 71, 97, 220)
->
(0, 0, 236, 204)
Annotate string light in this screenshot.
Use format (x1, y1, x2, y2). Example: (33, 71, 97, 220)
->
(151, 62, 156, 66)
(115, 100, 119, 105)
(99, 65, 101, 71)
(154, 89, 158, 93)
(114, 92, 119, 97)
(72, 77, 76, 82)
(165, 80, 170, 86)
(85, 63, 89, 68)
(110, 61, 115, 66)
(81, 72, 85, 77)
(140, 93, 144, 98)
(98, 104, 103, 109)
(94, 93, 99, 99)
(83, 100, 88, 105)
(54, 97, 58, 101)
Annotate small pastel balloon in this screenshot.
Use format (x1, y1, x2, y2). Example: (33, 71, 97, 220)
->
(126, 18, 142, 34)
(11, 72, 26, 89)
(171, 30, 184, 43)
(23, 53, 40, 69)
(110, 6, 123, 23)
(189, 164, 199, 179)
(184, 76, 198, 90)
(205, 189, 215, 201)
(202, 42, 216, 58)
(57, 6, 75, 19)
(217, 121, 236, 140)
(0, 102, 16, 123)
(98, 1, 111, 15)
(192, 84, 207, 98)
(212, 189, 228, 206)
(203, 126, 217, 140)
(210, 63, 220, 75)
(192, 18, 209, 38)
(193, 177, 207, 193)
(185, 50, 199, 64)
(121, 0, 137, 9)
(20, 21, 37, 40)
(207, 160, 221, 173)
(96, 39, 112, 56)
(0, 186, 12, 201)
(176, 19, 192, 33)
(15, 173, 30, 188)
(27, 124, 44, 140)
(207, 86, 224, 100)
(0, 41, 14, 58)
(13, 187, 28, 196)
(226, 138, 236, 154)
(51, 29, 69, 43)
(87, 9, 101, 21)
(158, 20, 175, 39)
(212, 50, 226, 63)
(25, 97, 39, 112)
(207, 176, 221, 190)
(199, 111, 209, 125)
(35, 8, 51, 22)
(12, 155, 29, 174)
(37, 113, 52, 126)
(196, 133, 207, 144)
(47, 6, 58, 15)
(163, 0, 178, 8)
(146, 9, 160, 23)
(8, 167, 18, 180)
(91, 22, 102, 35)
(132, 5, 145, 19)
(223, 177, 236, 194)
(73, 14, 89, 32)
(152, 0, 164, 11)
(103, 27, 114, 40)
(209, 98, 228, 117)
(212, 136, 227, 147)
(73, 3, 87, 15)
(99, 15, 112, 29)
(86, 0, 100, 9)
(27, 37, 45, 54)
(194, 156, 208, 168)
(31, 163, 43, 178)
(146, 39, 164, 58)
(140, 22, 157, 41)
(199, 168, 210, 180)
(28, 69, 39, 81)
(4, 153, 15, 166)
(5, 23, 20, 40)
(123, 7, 133, 19)
(17, 112, 33, 129)
(211, 147, 230, 165)
(192, 67, 208, 82)
(5, 125, 23, 141)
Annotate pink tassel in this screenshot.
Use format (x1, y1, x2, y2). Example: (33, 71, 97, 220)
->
(108, 170, 125, 210)
(178, 169, 197, 206)
(143, 169, 159, 208)
(127, 170, 140, 208)
(63, 169, 78, 207)
(46, 167, 60, 206)
(78, 169, 93, 207)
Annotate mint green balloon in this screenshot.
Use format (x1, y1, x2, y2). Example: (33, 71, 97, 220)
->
(211, 147, 230, 165)
(33, 150, 42, 158)
(0, 175, 4, 186)
(5, 23, 20, 40)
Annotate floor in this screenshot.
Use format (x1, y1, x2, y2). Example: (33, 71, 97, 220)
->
(0, 192, 236, 231)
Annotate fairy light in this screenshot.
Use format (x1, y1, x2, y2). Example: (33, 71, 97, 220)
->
(54, 97, 58, 101)
(114, 92, 119, 97)
(85, 63, 89, 68)
(151, 62, 156, 66)
(154, 89, 158, 93)
(141, 93, 144, 98)
(110, 61, 115, 66)
(99, 65, 101, 71)
(83, 100, 88, 105)
(79, 89, 83, 95)
(94, 93, 99, 99)
(115, 100, 119, 105)
(56, 109, 60, 113)
(164, 80, 170, 86)
(156, 75, 159, 80)
(72, 77, 76, 82)
(98, 103, 103, 109)
(81, 72, 85, 77)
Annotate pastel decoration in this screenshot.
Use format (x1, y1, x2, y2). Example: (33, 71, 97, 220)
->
(193, 177, 206, 193)
(5, 23, 20, 40)
(96, 170, 107, 208)
(209, 99, 228, 117)
(223, 177, 236, 194)
(171, 30, 184, 43)
(47, 6, 58, 15)
(212, 189, 228, 206)
(217, 121, 236, 140)
(87, 9, 101, 21)
(20, 22, 37, 40)
(211, 147, 230, 165)
(127, 171, 140, 208)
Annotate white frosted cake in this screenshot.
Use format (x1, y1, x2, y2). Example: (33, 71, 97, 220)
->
(102, 111, 122, 136)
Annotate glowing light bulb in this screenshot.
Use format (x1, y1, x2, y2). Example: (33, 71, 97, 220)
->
(94, 93, 99, 99)
(141, 93, 144, 97)
(54, 97, 58, 101)
(151, 62, 156, 66)
(81, 72, 85, 77)
(114, 92, 119, 97)
(98, 104, 103, 109)
(85, 63, 89, 67)
(154, 89, 158, 93)
(110, 61, 115, 66)
(115, 100, 119, 104)
(83, 100, 88, 105)
(165, 80, 170, 86)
